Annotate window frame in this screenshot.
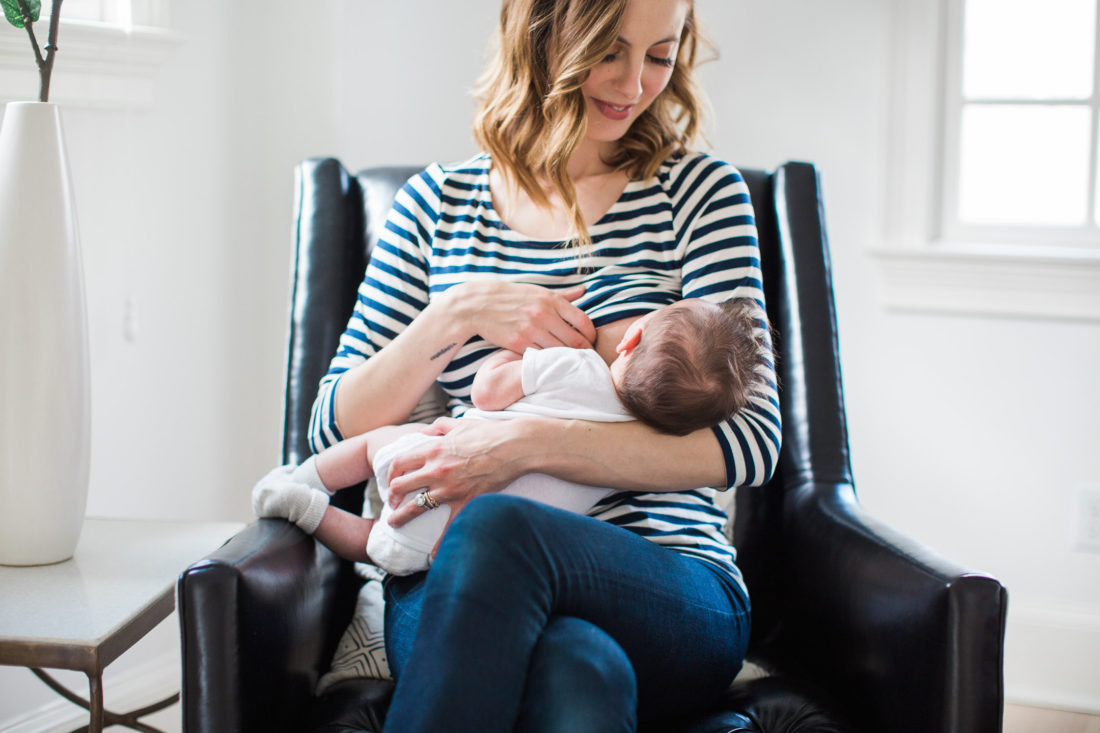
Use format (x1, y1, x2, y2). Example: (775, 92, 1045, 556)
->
(940, 0, 1100, 247)
(876, 0, 1100, 322)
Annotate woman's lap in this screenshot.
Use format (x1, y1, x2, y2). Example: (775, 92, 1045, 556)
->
(382, 493, 749, 731)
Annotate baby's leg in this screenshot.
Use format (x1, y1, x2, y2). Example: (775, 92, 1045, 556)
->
(366, 432, 452, 575)
(312, 424, 433, 565)
(313, 423, 426, 490)
(252, 424, 429, 537)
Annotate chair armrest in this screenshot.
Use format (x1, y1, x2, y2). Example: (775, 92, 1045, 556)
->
(764, 483, 1007, 733)
(178, 518, 360, 733)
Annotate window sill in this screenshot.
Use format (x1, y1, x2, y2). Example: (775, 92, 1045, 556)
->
(873, 244, 1100, 322)
(0, 20, 181, 109)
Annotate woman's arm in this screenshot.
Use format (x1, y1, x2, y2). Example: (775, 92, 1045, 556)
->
(330, 288, 478, 437)
(384, 416, 724, 526)
(330, 282, 593, 439)
(308, 168, 596, 451)
(676, 156, 781, 489)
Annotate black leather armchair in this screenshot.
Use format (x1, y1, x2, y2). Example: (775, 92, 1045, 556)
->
(178, 158, 1008, 733)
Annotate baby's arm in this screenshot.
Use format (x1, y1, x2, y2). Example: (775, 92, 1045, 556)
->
(313, 507, 375, 563)
(470, 350, 525, 411)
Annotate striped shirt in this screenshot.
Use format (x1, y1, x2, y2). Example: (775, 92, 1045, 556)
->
(308, 151, 781, 583)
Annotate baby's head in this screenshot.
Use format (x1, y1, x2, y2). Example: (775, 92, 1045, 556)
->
(610, 299, 769, 436)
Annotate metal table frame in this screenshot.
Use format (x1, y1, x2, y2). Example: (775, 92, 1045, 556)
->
(0, 518, 241, 732)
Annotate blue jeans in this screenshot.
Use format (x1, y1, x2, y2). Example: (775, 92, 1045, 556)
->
(382, 494, 750, 733)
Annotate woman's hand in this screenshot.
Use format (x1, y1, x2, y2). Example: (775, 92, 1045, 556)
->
(384, 417, 533, 532)
(447, 281, 596, 352)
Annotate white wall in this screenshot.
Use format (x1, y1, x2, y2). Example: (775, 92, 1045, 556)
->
(0, 0, 347, 725)
(2, 0, 1098, 727)
(697, 0, 1100, 712)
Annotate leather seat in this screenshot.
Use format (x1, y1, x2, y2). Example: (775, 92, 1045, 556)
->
(178, 158, 1008, 733)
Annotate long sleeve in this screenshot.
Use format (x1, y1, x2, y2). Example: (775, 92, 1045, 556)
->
(672, 154, 782, 490)
(306, 167, 443, 453)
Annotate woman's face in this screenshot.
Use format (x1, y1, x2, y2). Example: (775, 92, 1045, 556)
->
(580, 0, 689, 147)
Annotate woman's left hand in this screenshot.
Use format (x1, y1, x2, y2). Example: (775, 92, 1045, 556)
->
(384, 416, 532, 534)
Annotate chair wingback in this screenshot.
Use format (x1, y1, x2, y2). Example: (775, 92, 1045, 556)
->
(284, 160, 420, 511)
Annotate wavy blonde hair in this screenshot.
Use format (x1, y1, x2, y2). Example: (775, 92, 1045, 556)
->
(473, 0, 707, 248)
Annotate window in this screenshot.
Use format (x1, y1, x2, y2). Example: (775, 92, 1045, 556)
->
(876, 0, 1100, 321)
(941, 0, 1099, 246)
(54, 0, 121, 23)
(0, 0, 176, 108)
(39, 0, 168, 27)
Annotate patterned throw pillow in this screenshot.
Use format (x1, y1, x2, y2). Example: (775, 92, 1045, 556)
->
(316, 563, 392, 694)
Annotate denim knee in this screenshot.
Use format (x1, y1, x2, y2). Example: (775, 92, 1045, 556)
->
(446, 493, 535, 542)
(516, 616, 637, 733)
(436, 494, 542, 565)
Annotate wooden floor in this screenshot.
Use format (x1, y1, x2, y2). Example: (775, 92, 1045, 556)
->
(70, 702, 1100, 733)
(1005, 704, 1100, 733)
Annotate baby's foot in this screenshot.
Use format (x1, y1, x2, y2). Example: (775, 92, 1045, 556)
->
(252, 465, 330, 534)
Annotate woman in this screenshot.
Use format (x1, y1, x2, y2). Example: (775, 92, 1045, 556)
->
(308, 0, 781, 730)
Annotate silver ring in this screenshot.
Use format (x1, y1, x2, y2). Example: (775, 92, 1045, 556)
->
(415, 491, 440, 510)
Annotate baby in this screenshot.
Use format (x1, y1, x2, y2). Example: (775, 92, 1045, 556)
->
(253, 297, 768, 575)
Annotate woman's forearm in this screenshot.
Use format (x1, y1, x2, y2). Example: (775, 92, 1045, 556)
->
(381, 414, 727, 527)
(334, 292, 474, 437)
(332, 281, 593, 440)
(518, 417, 728, 492)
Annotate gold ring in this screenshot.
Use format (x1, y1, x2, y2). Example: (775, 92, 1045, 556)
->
(415, 491, 440, 510)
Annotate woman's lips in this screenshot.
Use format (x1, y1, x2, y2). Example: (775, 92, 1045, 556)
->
(593, 99, 634, 121)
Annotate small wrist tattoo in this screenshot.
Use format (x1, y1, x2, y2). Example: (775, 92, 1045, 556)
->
(430, 342, 457, 361)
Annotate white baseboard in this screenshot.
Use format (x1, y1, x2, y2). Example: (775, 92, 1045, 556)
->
(0, 653, 179, 733)
(1005, 606, 1100, 714)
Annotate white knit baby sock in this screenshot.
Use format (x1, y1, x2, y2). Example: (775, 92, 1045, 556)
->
(252, 464, 330, 534)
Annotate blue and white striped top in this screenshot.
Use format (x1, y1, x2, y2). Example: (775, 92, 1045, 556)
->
(308, 151, 781, 583)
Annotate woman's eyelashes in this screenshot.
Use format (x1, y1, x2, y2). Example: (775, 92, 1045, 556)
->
(599, 51, 675, 68)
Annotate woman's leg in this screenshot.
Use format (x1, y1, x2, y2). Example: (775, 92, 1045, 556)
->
(514, 616, 636, 733)
(381, 494, 749, 733)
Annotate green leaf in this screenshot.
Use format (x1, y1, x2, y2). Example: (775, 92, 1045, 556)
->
(1, 0, 41, 29)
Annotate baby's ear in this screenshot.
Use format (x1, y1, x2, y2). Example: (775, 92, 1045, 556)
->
(616, 323, 643, 354)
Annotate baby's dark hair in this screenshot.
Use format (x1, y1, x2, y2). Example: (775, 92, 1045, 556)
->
(617, 299, 770, 436)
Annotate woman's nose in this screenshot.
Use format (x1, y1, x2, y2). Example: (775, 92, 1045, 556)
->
(612, 59, 643, 100)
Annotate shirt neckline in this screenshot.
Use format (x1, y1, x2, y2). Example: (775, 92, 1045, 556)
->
(481, 158, 649, 243)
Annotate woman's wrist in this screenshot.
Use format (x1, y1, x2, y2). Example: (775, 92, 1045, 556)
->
(432, 281, 481, 344)
(506, 417, 575, 477)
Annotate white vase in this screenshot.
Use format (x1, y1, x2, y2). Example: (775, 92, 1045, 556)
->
(0, 102, 90, 566)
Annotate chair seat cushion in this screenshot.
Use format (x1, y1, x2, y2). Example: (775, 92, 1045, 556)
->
(306, 678, 393, 733)
(305, 675, 852, 733)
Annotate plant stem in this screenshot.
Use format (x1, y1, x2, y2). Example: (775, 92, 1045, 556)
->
(14, 0, 45, 69)
(40, 0, 63, 102)
(14, 0, 63, 102)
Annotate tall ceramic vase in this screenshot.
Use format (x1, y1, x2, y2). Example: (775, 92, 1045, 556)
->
(0, 102, 90, 566)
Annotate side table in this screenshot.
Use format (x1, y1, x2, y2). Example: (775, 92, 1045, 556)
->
(0, 518, 243, 732)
